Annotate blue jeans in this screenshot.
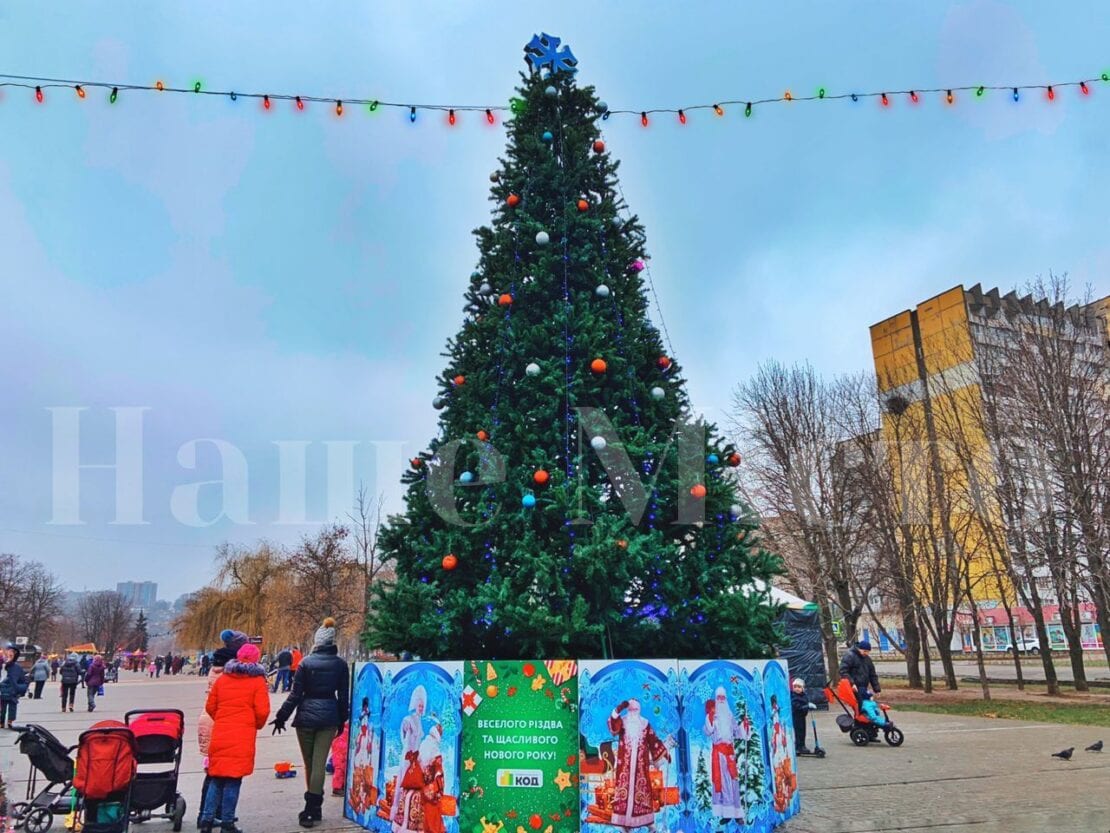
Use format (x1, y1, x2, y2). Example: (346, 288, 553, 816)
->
(0, 698, 17, 724)
(272, 668, 292, 692)
(201, 777, 242, 825)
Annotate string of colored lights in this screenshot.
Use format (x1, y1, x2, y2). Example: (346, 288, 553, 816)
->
(2, 70, 1107, 126)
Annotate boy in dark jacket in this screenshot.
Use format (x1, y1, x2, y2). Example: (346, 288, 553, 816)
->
(272, 617, 350, 829)
(790, 678, 817, 753)
(0, 645, 30, 727)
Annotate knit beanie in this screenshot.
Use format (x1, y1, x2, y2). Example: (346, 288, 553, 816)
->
(313, 617, 337, 648)
(220, 629, 249, 652)
(237, 643, 261, 664)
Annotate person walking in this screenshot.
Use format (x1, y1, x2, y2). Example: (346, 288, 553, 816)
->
(59, 653, 80, 712)
(155, 655, 163, 678)
(199, 642, 270, 833)
(273, 647, 294, 693)
(84, 654, 106, 712)
(0, 645, 29, 727)
(291, 646, 303, 673)
(50, 656, 60, 682)
(271, 618, 350, 828)
(838, 640, 881, 703)
(78, 655, 88, 688)
(30, 656, 50, 699)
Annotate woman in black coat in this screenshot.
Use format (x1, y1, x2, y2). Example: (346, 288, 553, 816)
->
(272, 618, 350, 829)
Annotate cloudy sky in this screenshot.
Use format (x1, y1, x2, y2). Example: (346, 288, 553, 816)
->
(1, 1, 1107, 599)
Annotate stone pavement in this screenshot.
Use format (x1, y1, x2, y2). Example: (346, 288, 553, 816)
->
(0, 673, 359, 833)
(782, 709, 1110, 833)
(3, 674, 1108, 833)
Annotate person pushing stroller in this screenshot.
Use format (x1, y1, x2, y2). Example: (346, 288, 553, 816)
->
(838, 640, 887, 726)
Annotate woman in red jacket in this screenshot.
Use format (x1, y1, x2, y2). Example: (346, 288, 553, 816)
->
(200, 642, 270, 833)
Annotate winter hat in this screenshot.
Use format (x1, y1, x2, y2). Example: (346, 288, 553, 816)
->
(314, 617, 337, 648)
(792, 678, 806, 690)
(236, 643, 261, 664)
(220, 629, 249, 652)
(68, 653, 79, 661)
(857, 639, 872, 651)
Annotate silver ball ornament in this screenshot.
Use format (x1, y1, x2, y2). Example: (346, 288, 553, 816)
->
(479, 283, 492, 296)
(651, 387, 665, 401)
(489, 171, 500, 182)
(525, 362, 541, 377)
(597, 101, 609, 113)
(729, 504, 743, 520)
(460, 471, 475, 484)
(535, 231, 550, 246)
(433, 396, 446, 409)
(590, 436, 607, 452)
(595, 284, 611, 298)
(544, 85, 558, 97)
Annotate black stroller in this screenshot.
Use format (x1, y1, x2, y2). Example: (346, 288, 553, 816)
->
(125, 709, 187, 831)
(9, 724, 77, 833)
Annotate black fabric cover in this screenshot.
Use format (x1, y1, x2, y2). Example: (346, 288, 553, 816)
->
(777, 607, 828, 709)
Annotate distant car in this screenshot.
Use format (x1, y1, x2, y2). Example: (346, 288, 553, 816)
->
(996, 636, 1041, 655)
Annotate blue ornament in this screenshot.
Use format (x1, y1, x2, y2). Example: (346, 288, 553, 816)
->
(707, 453, 720, 465)
(522, 494, 537, 508)
(460, 471, 475, 484)
(542, 130, 554, 143)
(524, 33, 578, 75)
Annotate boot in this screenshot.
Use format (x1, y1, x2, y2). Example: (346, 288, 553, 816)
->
(220, 823, 243, 833)
(298, 793, 317, 829)
(198, 821, 213, 833)
(308, 792, 324, 823)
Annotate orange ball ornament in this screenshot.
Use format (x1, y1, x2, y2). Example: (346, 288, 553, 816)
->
(410, 457, 423, 469)
(657, 356, 672, 370)
(529, 816, 543, 831)
(616, 539, 628, 550)
(593, 140, 605, 153)
(442, 554, 458, 571)
(498, 293, 513, 307)
(728, 452, 742, 467)
(476, 430, 489, 442)
(486, 684, 499, 698)
(506, 193, 521, 207)
(590, 358, 607, 374)
(577, 199, 589, 212)
(533, 469, 550, 486)
(690, 484, 707, 499)
(454, 374, 465, 386)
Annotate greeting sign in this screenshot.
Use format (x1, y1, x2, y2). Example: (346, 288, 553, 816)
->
(345, 659, 798, 833)
(459, 660, 579, 833)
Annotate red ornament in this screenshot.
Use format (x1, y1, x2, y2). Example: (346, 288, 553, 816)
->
(593, 140, 605, 153)
(498, 293, 513, 307)
(728, 453, 742, 467)
(657, 356, 672, 370)
(410, 457, 423, 469)
(690, 484, 707, 499)
(590, 358, 607, 374)
(533, 469, 550, 486)
(506, 194, 521, 207)
(616, 539, 628, 550)
(476, 430, 489, 442)
(529, 816, 543, 830)
(442, 554, 458, 571)
(577, 199, 589, 212)
(523, 662, 536, 677)
(453, 375, 465, 386)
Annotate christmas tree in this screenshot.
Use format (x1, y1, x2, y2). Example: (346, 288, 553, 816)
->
(367, 34, 782, 660)
(694, 751, 712, 812)
(735, 701, 766, 817)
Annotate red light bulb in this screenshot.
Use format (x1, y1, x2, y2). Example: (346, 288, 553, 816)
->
(1080, 82, 1090, 95)
(485, 108, 494, 124)
(881, 93, 889, 107)
(910, 90, 919, 103)
(35, 86, 43, 103)
(946, 90, 954, 104)
(75, 85, 85, 99)
(155, 80, 164, 92)
(263, 95, 271, 110)
(295, 96, 304, 111)
(448, 109, 456, 126)
(641, 111, 648, 127)
(678, 110, 686, 124)
(1047, 86, 1055, 101)
(336, 100, 343, 116)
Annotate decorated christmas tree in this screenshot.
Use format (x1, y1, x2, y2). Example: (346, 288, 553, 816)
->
(735, 700, 766, 816)
(694, 752, 712, 812)
(366, 34, 782, 660)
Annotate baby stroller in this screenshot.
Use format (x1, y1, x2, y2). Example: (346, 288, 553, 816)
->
(125, 710, 187, 831)
(74, 720, 138, 833)
(9, 724, 77, 833)
(825, 678, 905, 747)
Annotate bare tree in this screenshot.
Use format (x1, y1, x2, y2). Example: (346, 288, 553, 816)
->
(348, 485, 393, 650)
(77, 591, 134, 659)
(0, 554, 64, 647)
(281, 524, 363, 647)
(732, 362, 879, 679)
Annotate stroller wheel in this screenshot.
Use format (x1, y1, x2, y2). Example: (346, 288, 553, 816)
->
(849, 727, 870, 747)
(884, 727, 905, 747)
(172, 795, 186, 832)
(25, 807, 53, 833)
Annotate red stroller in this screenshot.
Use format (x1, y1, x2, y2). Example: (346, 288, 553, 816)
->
(126, 710, 188, 831)
(825, 678, 905, 747)
(74, 721, 138, 833)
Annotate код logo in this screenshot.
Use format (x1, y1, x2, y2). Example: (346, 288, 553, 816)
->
(496, 769, 543, 788)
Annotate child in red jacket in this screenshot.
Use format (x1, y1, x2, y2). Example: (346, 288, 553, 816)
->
(200, 643, 270, 833)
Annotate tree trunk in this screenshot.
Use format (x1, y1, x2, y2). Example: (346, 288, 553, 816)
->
(967, 607, 991, 700)
(1058, 599, 1088, 692)
(817, 597, 840, 686)
(919, 616, 934, 694)
(934, 629, 959, 690)
(1025, 583, 1061, 696)
(901, 610, 923, 689)
(998, 597, 1025, 691)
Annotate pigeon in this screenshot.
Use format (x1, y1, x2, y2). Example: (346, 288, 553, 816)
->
(1051, 747, 1074, 760)
(1085, 740, 1103, 752)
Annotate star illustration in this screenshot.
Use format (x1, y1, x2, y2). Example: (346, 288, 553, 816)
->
(464, 757, 476, 772)
(554, 769, 573, 792)
(532, 675, 547, 691)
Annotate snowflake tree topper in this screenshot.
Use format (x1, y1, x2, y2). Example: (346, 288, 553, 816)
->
(524, 33, 578, 75)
